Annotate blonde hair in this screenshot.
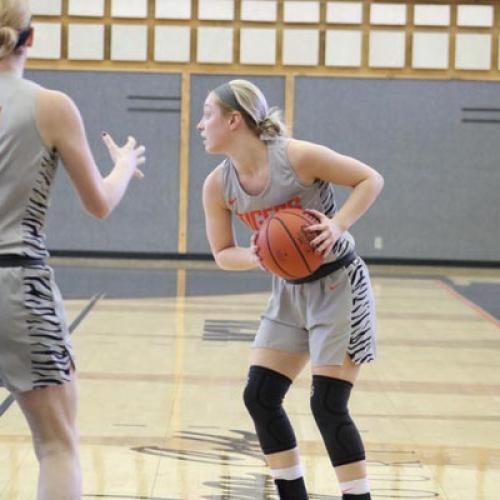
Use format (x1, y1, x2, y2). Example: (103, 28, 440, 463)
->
(0, 0, 31, 59)
(214, 79, 288, 140)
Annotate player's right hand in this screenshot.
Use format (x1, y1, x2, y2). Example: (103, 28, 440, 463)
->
(102, 132, 146, 179)
(250, 232, 267, 271)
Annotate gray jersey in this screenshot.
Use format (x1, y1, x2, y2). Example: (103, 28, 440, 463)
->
(221, 137, 355, 261)
(0, 73, 58, 259)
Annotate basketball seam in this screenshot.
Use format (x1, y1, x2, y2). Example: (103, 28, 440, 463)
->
(278, 209, 318, 225)
(274, 218, 313, 275)
(265, 219, 297, 279)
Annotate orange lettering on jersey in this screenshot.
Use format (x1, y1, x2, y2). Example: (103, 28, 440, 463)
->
(236, 196, 303, 231)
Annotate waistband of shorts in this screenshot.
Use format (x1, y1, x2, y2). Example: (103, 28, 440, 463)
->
(285, 250, 357, 285)
(0, 255, 46, 268)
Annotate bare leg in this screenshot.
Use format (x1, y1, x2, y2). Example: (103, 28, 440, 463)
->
(249, 347, 309, 469)
(14, 373, 81, 500)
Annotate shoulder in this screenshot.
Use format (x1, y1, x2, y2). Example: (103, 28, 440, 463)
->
(204, 161, 226, 187)
(37, 88, 79, 118)
(35, 89, 84, 150)
(203, 161, 227, 205)
(287, 138, 334, 164)
(286, 138, 335, 183)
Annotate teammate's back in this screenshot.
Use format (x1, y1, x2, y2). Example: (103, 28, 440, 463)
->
(0, 73, 58, 258)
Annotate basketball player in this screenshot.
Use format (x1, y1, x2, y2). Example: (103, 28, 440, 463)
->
(0, 2, 145, 499)
(199, 79, 383, 500)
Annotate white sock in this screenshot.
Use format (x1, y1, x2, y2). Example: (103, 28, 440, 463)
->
(339, 477, 370, 495)
(271, 463, 304, 481)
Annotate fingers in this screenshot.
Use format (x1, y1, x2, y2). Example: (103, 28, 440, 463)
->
(104, 133, 139, 152)
(310, 234, 332, 256)
(315, 240, 333, 257)
(304, 223, 323, 233)
(134, 143, 146, 172)
(126, 135, 137, 148)
(250, 232, 268, 271)
(101, 131, 118, 151)
(306, 230, 334, 258)
(308, 225, 335, 256)
(103, 132, 146, 178)
(304, 208, 323, 223)
(310, 230, 329, 249)
(303, 210, 326, 234)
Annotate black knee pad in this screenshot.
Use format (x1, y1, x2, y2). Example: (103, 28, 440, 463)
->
(310, 375, 365, 467)
(243, 365, 297, 455)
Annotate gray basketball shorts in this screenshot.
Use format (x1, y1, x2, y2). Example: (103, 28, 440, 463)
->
(254, 257, 377, 366)
(0, 265, 74, 393)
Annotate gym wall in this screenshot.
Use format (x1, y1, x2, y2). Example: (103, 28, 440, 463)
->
(26, 0, 500, 263)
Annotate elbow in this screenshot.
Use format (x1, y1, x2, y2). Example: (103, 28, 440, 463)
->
(86, 200, 112, 220)
(90, 209, 110, 220)
(214, 254, 230, 270)
(213, 249, 235, 270)
(374, 171, 384, 193)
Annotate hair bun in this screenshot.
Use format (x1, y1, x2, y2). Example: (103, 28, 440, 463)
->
(258, 107, 286, 139)
(0, 26, 18, 58)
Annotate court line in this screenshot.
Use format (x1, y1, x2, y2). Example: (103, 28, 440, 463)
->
(0, 293, 104, 419)
(82, 496, 175, 499)
(437, 280, 500, 328)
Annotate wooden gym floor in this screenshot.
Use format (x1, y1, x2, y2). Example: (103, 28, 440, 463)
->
(0, 259, 499, 500)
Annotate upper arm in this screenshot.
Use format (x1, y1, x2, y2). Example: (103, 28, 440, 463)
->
(287, 138, 383, 188)
(36, 89, 108, 218)
(202, 166, 235, 258)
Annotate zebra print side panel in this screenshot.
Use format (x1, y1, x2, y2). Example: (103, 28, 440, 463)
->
(21, 151, 58, 258)
(346, 259, 376, 365)
(23, 267, 73, 388)
(332, 237, 351, 259)
(318, 181, 337, 217)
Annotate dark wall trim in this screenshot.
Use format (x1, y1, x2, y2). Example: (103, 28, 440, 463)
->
(49, 250, 500, 269)
(364, 257, 500, 269)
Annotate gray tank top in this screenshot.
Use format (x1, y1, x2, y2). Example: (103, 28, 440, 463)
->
(222, 137, 355, 261)
(0, 72, 58, 259)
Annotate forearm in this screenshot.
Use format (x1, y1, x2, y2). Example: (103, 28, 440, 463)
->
(332, 173, 384, 231)
(101, 159, 135, 216)
(214, 245, 259, 271)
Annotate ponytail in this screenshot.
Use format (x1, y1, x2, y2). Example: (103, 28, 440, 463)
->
(0, 25, 17, 58)
(213, 79, 288, 140)
(0, 0, 31, 59)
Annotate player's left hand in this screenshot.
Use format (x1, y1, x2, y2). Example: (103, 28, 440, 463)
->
(303, 209, 344, 257)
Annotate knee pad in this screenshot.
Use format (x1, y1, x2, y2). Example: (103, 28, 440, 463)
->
(243, 365, 297, 455)
(310, 375, 365, 467)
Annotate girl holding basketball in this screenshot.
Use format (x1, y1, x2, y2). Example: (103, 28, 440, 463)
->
(199, 79, 383, 500)
(0, 2, 145, 498)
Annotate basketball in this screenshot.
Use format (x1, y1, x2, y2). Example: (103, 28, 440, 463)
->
(256, 208, 323, 279)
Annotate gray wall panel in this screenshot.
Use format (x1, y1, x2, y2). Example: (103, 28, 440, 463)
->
(294, 77, 500, 261)
(26, 70, 181, 253)
(23, 70, 499, 262)
(187, 75, 286, 254)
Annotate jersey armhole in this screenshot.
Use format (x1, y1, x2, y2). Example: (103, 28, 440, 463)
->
(282, 138, 318, 189)
(32, 87, 57, 157)
(219, 159, 236, 211)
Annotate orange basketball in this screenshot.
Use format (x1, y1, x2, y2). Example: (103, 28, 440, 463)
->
(256, 208, 323, 279)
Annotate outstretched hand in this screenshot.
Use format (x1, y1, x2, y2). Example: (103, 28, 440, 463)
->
(102, 132, 146, 179)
